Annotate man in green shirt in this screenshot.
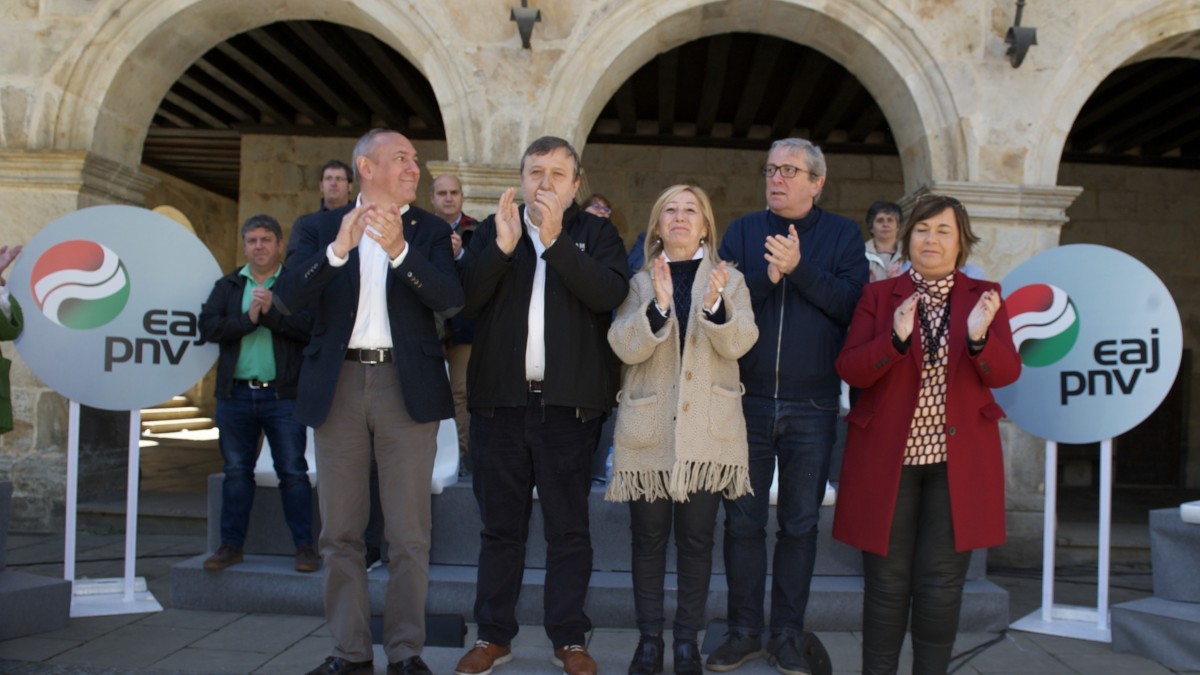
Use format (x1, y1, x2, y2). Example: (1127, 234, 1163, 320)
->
(199, 215, 316, 572)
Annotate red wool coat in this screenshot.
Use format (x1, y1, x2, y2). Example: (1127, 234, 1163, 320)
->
(833, 273, 1021, 556)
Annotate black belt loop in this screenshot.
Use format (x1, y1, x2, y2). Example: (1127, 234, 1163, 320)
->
(345, 347, 394, 364)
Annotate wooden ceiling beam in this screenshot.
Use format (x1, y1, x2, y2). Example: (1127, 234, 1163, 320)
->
(614, 80, 637, 134)
(245, 28, 366, 126)
(193, 56, 290, 125)
(176, 73, 254, 124)
(769, 55, 825, 139)
(732, 38, 784, 137)
(847, 102, 885, 143)
(695, 35, 731, 137)
(287, 23, 407, 128)
(215, 41, 334, 126)
(657, 50, 678, 136)
(810, 77, 861, 142)
(351, 28, 442, 131)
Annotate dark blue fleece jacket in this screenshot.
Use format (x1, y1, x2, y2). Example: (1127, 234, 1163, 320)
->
(718, 207, 868, 400)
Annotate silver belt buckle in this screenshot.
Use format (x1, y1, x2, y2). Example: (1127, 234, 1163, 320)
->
(360, 348, 385, 364)
(248, 379, 267, 389)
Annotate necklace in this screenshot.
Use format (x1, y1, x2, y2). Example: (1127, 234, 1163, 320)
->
(917, 295, 951, 366)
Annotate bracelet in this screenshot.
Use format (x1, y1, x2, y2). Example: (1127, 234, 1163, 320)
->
(653, 299, 670, 317)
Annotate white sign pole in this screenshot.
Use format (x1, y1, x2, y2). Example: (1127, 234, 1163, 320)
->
(63, 400, 80, 583)
(1011, 437, 1112, 642)
(69, 410, 162, 617)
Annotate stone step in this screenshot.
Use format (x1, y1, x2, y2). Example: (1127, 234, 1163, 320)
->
(1054, 521, 1152, 568)
(0, 571, 72, 640)
(139, 406, 203, 421)
(141, 417, 215, 434)
(77, 491, 209, 536)
(1, 481, 11, 570)
(168, 554, 1010, 633)
(146, 395, 191, 409)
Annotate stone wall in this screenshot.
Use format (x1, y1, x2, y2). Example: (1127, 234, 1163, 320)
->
(1059, 163, 1200, 487)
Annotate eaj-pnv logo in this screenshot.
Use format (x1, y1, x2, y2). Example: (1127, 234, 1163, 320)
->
(30, 240, 130, 329)
(1007, 283, 1079, 367)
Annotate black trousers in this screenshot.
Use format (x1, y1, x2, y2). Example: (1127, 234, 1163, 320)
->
(861, 463, 971, 675)
(629, 490, 721, 642)
(470, 395, 601, 648)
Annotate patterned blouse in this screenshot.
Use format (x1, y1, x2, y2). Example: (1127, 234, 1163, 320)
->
(905, 269, 956, 465)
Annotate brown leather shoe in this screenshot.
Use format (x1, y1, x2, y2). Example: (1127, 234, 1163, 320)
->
(295, 545, 320, 573)
(552, 645, 597, 675)
(454, 640, 512, 675)
(202, 545, 243, 571)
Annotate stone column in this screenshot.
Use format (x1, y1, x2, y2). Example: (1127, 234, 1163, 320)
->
(900, 180, 1084, 565)
(0, 151, 158, 531)
(426, 161, 520, 222)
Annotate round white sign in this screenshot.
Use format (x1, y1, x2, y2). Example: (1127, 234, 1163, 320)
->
(995, 244, 1182, 444)
(10, 205, 220, 411)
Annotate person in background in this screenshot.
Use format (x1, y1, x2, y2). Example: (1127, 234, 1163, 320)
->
(583, 193, 613, 219)
(834, 194, 1020, 675)
(864, 201, 903, 283)
(607, 185, 758, 675)
(431, 174, 478, 475)
(317, 159, 353, 212)
(0, 244, 23, 436)
(199, 215, 317, 573)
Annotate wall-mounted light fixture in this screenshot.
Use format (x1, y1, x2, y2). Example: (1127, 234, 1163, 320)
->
(1005, 0, 1037, 68)
(511, 1, 541, 50)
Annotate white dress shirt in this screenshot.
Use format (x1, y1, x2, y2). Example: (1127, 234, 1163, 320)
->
(326, 196, 411, 349)
(524, 208, 551, 381)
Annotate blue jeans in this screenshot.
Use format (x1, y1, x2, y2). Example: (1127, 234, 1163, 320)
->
(722, 394, 838, 636)
(215, 382, 313, 549)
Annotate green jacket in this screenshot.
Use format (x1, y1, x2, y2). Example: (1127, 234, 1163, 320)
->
(0, 294, 24, 434)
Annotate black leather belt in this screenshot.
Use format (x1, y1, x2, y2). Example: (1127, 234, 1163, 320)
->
(235, 378, 271, 389)
(345, 347, 393, 364)
(527, 380, 543, 392)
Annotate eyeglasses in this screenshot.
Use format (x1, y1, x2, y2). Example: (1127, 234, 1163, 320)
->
(761, 164, 816, 179)
(587, 204, 612, 216)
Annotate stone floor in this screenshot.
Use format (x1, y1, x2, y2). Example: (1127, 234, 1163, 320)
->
(2, 434, 1197, 673)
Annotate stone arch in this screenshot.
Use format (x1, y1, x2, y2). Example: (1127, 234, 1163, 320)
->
(37, 0, 475, 170)
(540, 0, 966, 192)
(1029, 0, 1200, 185)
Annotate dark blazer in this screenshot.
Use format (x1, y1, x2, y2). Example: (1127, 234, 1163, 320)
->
(198, 267, 313, 400)
(277, 204, 464, 427)
(833, 272, 1021, 556)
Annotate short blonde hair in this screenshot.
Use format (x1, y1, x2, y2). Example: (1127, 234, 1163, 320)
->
(640, 185, 720, 272)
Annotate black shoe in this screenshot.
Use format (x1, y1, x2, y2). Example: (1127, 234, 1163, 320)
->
(295, 545, 320, 573)
(388, 655, 433, 675)
(304, 656, 373, 675)
(628, 633, 664, 674)
(365, 546, 382, 571)
(766, 633, 812, 675)
(672, 640, 701, 675)
(704, 632, 762, 672)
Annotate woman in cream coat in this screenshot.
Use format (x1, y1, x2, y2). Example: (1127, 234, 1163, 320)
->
(607, 185, 758, 675)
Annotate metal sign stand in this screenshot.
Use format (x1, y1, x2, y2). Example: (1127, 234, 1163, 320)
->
(1010, 438, 1112, 642)
(64, 400, 163, 617)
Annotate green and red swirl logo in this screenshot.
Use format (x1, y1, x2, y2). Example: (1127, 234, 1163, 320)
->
(30, 241, 130, 329)
(1007, 283, 1080, 367)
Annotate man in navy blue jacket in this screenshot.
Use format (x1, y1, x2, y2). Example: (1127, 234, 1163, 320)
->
(710, 139, 868, 674)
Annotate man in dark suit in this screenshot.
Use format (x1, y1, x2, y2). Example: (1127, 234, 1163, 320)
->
(277, 128, 462, 675)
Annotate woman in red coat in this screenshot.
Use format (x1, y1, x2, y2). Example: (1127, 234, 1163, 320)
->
(833, 194, 1020, 675)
